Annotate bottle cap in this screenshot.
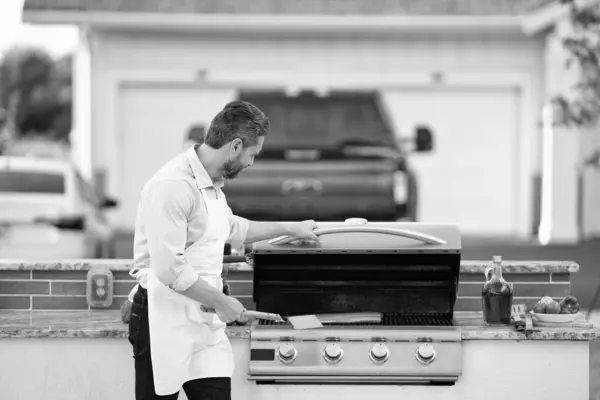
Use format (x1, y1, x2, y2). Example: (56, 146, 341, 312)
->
(493, 255, 502, 263)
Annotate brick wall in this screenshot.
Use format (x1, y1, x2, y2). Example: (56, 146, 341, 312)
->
(456, 271, 570, 311)
(0, 269, 570, 311)
(0, 270, 135, 311)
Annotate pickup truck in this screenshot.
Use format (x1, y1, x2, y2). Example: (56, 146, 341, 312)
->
(223, 89, 434, 223)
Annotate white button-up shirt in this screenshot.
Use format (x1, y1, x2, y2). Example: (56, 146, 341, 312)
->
(132, 145, 249, 291)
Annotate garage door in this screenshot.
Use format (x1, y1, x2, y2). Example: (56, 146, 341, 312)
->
(382, 88, 520, 237)
(117, 85, 236, 229)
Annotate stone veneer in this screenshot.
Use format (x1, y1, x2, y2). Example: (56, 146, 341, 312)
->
(0, 259, 579, 312)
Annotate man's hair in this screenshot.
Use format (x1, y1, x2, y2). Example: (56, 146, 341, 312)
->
(204, 100, 270, 149)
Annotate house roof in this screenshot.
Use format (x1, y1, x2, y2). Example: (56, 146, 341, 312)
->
(23, 0, 554, 16)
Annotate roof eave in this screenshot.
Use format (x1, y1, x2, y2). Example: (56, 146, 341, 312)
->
(21, 10, 524, 34)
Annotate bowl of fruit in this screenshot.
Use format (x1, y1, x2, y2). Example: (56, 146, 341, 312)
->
(529, 296, 581, 323)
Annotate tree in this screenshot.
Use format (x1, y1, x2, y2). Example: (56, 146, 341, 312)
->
(554, 0, 600, 168)
(0, 46, 72, 149)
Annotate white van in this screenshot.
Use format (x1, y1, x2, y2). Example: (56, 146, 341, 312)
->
(0, 156, 119, 259)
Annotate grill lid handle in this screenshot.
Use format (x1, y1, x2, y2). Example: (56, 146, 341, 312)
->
(268, 226, 447, 246)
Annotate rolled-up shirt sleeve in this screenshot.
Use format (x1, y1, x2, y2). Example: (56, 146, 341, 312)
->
(142, 180, 199, 291)
(225, 203, 249, 248)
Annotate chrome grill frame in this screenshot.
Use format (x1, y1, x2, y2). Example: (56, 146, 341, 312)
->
(257, 313, 455, 327)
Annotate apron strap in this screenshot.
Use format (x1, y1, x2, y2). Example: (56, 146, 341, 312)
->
(199, 188, 210, 212)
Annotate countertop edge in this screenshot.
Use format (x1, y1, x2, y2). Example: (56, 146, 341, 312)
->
(2, 327, 597, 341)
(0, 259, 581, 273)
(0, 327, 251, 340)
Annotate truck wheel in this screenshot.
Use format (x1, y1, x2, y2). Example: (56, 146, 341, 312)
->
(94, 240, 116, 259)
(93, 242, 104, 259)
(104, 241, 117, 259)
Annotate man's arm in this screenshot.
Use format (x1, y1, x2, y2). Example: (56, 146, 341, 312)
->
(225, 204, 250, 248)
(143, 181, 231, 310)
(223, 203, 318, 245)
(244, 221, 303, 244)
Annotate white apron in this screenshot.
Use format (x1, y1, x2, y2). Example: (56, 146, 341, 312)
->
(131, 188, 234, 396)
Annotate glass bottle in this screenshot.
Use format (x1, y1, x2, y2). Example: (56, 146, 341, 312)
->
(481, 255, 514, 326)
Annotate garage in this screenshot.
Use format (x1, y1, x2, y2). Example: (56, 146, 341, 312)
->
(28, 0, 583, 240)
(94, 30, 541, 239)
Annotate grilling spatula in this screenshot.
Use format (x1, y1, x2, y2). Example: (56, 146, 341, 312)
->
(282, 312, 384, 329)
(285, 312, 383, 329)
(201, 306, 324, 329)
(285, 314, 324, 329)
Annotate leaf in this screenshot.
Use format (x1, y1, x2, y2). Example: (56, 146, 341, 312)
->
(557, 2, 600, 131)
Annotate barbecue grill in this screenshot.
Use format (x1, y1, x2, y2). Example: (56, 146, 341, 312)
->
(247, 219, 463, 385)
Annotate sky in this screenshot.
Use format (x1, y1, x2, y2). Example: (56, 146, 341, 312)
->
(0, 0, 78, 58)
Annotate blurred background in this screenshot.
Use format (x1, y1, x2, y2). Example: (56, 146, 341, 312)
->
(1, 0, 600, 311)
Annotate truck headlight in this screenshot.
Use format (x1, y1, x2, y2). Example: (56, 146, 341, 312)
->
(393, 171, 408, 204)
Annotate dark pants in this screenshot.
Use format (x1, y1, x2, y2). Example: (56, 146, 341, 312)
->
(128, 286, 232, 400)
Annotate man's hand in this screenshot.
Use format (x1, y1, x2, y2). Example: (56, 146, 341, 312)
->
(215, 296, 245, 323)
(287, 220, 320, 243)
(120, 300, 133, 324)
(245, 219, 320, 245)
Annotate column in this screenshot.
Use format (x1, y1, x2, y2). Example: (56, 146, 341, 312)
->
(539, 20, 581, 244)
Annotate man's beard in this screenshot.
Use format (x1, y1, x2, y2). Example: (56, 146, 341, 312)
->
(222, 158, 245, 179)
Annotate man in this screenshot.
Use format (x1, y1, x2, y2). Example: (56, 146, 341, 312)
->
(127, 100, 318, 400)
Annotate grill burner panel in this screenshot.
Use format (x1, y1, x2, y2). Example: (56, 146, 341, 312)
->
(258, 313, 454, 327)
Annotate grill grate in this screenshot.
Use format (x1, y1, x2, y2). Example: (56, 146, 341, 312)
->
(258, 313, 454, 327)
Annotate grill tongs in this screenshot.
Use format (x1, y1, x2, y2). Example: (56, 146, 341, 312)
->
(201, 306, 386, 329)
(200, 306, 320, 329)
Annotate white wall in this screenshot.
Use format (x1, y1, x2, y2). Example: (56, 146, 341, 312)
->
(70, 28, 93, 182)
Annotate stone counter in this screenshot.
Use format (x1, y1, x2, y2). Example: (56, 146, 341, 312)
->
(1, 310, 597, 341)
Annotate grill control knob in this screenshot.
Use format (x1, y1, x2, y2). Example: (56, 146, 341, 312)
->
(323, 343, 344, 364)
(415, 343, 436, 365)
(369, 343, 390, 364)
(276, 343, 298, 364)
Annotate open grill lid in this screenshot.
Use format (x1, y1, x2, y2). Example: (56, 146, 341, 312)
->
(251, 221, 462, 319)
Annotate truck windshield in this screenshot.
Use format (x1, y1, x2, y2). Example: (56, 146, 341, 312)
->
(238, 90, 398, 159)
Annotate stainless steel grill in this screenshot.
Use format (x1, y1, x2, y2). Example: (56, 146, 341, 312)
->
(247, 220, 464, 385)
